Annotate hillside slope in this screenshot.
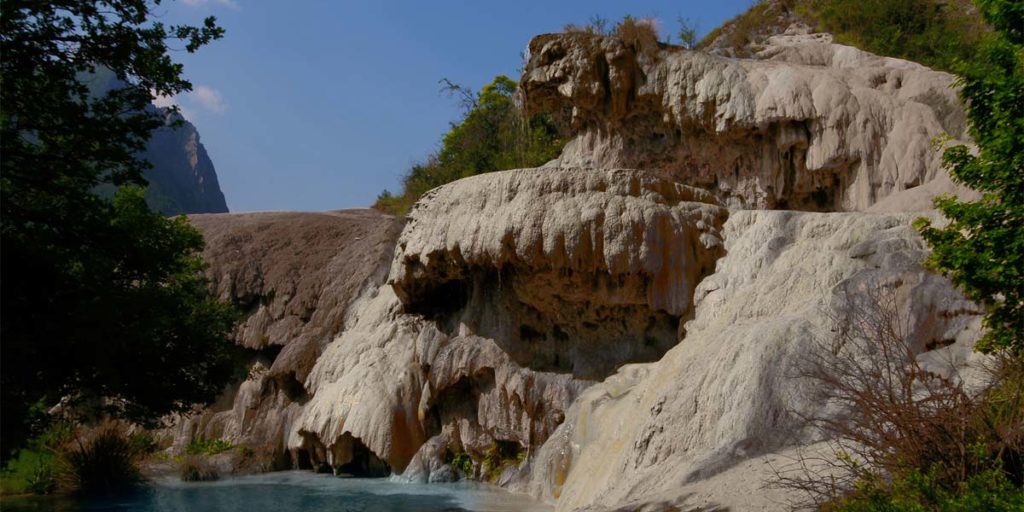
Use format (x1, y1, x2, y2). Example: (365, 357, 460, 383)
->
(699, 0, 987, 71)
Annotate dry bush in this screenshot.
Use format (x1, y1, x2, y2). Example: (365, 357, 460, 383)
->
(57, 424, 142, 495)
(562, 15, 661, 56)
(774, 281, 1023, 509)
(613, 16, 660, 56)
(563, 15, 611, 36)
(178, 455, 219, 482)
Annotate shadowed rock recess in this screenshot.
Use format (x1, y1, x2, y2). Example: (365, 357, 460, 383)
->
(167, 27, 988, 511)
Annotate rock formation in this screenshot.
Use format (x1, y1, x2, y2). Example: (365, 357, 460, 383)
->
(521, 29, 974, 211)
(524, 210, 983, 511)
(168, 209, 403, 467)
(165, 24, 986, 512)
(143, 110, 229, 215)
(81, 68, 230, 215)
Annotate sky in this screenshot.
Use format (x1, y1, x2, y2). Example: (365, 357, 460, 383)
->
(158, 0, 757, 212)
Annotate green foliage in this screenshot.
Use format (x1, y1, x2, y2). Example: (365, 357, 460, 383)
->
(803, 0, 988, 72)
(481, 441, 524, 482)
(677, 16, 699, 49)
(916, 0, 1024, 355)
(0, 422, 152, 496)
(184, 438, 234, 456)
(697, 0, 987, 72)
(448, 451, 473, 476)
(0, 1, 240, 459)
(0, 422, 73, 495)
(126, 432, 159, 457)
(374, 76, 565, 215)
(832, 467, 1024, 512)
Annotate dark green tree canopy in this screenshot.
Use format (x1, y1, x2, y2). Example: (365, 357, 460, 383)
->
(1, 1, 239, 457)
(917, 0, 1024, 355)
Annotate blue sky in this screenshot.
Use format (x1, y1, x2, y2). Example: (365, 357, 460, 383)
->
(159, 0, 755, 212)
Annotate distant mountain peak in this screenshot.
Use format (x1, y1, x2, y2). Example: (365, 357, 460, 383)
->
(143, 107, 229, 215)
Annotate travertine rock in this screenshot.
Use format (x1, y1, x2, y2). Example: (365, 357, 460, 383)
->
(525, 210, 983, 511)
(189, 209, 403, 385)
(289, 285, 590, 476)
(162, 22, 985, 512)
(391, 167, 727, 379)
(522, 32, 971, 211)
(169, 209, 402, 464)
(291, 167, 720, 476)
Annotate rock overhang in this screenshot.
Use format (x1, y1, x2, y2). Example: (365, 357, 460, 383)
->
(389, 167, 727, 379)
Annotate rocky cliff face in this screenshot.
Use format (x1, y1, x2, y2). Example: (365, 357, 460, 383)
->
(521, 29, 974, 212)
(166, 27, 985, 512)
(169, 209, 403, 467)
(143, 111, 229, 215)
(82, 68, 229, 215)
(525, 210, 982, 511)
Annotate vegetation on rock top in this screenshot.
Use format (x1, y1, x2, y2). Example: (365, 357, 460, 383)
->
(373, 75, 565, 215)
(699, 0, 989, 72)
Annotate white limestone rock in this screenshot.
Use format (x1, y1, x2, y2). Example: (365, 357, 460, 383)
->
(522, 33, 972, 211)
(526, 210, 983, 511)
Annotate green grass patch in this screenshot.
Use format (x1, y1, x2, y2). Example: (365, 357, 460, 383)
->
(184, 438, 233, 456)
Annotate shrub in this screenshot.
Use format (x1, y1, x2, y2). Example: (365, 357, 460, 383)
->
(774, 282, 1023, 508)
(178, 455, 219, 482)
(831, 467, 1024, 512)
(58, 425, 142, 495)
(613, 16, 661, 56)
(801, 0, 987, 72)
(0, 448, 57, 495)
(677, 16, 699, 49)
(373, 76, 564, 216)
(564, 14, 662, 54)
(481, 441, 524, 482)
(0, 422, 73, 495)
(564, 14, 611, 36)
(448, 451, 473, 476)
(184, 437, 234, 456)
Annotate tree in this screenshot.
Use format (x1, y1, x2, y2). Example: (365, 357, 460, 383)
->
(676, 16, 698, 49)
(374, 75, 565, 215)
(916, 0, 1024, 355)
(1, 1, 240, 458)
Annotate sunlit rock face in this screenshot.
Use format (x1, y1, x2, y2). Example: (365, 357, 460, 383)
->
(163, 24, 989, 512)
(525, 210, 983, 511)
(290, 167, 725, 479)
(521, 31, 973, 212)
(390, 167, 727, 379)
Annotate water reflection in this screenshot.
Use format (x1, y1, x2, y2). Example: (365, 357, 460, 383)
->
(1, 472, 551, 512)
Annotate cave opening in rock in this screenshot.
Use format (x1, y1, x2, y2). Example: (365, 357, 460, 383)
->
(334, 438, 391, 478)
(423, 370, 495, 440)
(402, 263, 687, 381)
(403, 278, 469, 319)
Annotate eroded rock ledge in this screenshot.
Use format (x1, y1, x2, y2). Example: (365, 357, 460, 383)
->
(291, 168, 727, 480)
(391, 167, 727, 379)
(521, 32, 970, 211)
(168, 209, 403, 467)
